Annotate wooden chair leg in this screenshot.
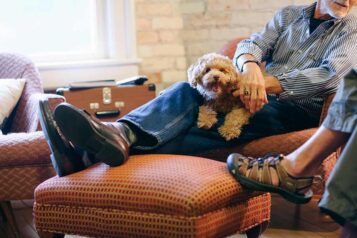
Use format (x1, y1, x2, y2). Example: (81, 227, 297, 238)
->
(37, 231, 65, 238)
(0, 201, 20, 238)
(246, 220, 270, 238)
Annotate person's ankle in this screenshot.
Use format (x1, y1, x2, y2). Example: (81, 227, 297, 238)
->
(104, 121, 137, 146)
(281, 156, 305, 177)
(283, 155, 316, 177)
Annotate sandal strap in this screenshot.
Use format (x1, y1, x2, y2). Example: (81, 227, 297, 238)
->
(270, 156, 314, 193)
(240, 154, 315, 193)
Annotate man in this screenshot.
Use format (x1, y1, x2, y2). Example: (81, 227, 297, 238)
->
(227, 67, 357, 237)
(39, 0, 357, 177)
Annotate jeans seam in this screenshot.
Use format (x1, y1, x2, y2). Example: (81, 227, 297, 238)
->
(121, 102, 197, 150)
(156, 102, 197, 135)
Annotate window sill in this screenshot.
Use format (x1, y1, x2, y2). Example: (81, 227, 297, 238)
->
(39, 58, 141, 90)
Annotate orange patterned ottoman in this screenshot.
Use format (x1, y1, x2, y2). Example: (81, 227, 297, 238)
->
(34, 154, 270, 238)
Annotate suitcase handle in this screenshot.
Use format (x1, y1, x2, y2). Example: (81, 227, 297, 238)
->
(95, 110, 120, 118)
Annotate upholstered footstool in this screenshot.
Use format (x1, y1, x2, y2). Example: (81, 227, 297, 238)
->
(34, 154, 270, 238)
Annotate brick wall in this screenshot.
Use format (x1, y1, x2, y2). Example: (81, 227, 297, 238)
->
(135, 0, 357, 89)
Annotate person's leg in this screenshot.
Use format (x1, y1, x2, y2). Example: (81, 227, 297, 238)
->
(228, 69, 357, 203)
(318, 126, 357, 230)
(227, 126, 350, 204)
(118, 81, 202, 149)
(134, 95, 319, 155)
(52, 82, 203, 166)
(279, 126, 350, 178)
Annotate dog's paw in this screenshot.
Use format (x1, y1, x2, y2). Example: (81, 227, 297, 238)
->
(197, 116, 217, 129)
(197, 106, 217, 129)
(218, 125, 241, 141)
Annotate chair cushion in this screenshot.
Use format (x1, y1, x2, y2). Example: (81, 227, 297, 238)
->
(34, 154, 270, 237)
(0, 78, 26, 131)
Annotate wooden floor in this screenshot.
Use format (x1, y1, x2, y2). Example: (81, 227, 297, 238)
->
(0, 194, 341, 238)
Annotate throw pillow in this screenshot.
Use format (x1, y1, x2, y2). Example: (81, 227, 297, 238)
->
(0, 78, 26, 130)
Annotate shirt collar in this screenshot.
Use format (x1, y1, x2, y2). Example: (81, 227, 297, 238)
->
(302, 2, 317, 20)
(302, 2, 339, 25)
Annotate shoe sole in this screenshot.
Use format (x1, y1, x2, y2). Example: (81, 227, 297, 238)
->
(54, 104, 127, 167)
(227, 156, 312, 204)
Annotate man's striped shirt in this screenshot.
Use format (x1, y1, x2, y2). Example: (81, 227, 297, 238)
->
(234, 3, 357, 118)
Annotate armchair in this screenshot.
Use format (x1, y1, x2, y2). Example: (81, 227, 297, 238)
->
(0, 53, 64, 237)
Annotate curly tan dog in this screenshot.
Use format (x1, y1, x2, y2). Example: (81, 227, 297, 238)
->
(187, 53, 251, 141)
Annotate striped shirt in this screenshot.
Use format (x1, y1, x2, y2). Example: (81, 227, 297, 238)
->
(234, 3, 357, 118)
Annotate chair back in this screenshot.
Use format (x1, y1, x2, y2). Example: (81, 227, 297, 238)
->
(0, 53, 43, 133)
(218, 37, 247, 59)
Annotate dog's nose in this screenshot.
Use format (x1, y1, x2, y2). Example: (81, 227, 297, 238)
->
(213, 76, 219, 81)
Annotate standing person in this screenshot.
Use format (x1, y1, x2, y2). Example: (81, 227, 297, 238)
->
(227, 67, 357, 237)
(39, 0, 357, 177)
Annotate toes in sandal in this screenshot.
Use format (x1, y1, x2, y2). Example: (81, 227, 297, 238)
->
(227, 153, 321, 204)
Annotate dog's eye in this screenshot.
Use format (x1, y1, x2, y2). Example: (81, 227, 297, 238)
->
(220, 68, 226, 73)
(205, 68, 211, 73)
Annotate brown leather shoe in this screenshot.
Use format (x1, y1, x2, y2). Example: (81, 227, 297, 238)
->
(54, 103, 129, 167)
(38, 100, 86, 176)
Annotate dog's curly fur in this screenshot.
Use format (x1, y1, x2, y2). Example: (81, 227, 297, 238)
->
(187, 52, 251, 141)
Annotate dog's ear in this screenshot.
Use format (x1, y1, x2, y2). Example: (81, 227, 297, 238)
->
(187, 56, 208, 88)
(187, 62, 198, 88)
(223, 57, 240, 90)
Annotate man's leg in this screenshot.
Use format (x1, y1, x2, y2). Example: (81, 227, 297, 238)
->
(52, 82, 203, 167)
(319, 126, 357, 229)
(135, 95, 319, 155)
(282, 126, 349, 178)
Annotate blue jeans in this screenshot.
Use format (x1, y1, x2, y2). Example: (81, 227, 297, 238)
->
(119, 82, 319, 155)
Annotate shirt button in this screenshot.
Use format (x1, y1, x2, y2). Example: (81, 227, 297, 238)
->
(284, 65, 288, 69)
(289, 91, 294, 95)
(298, 50, 302, 54)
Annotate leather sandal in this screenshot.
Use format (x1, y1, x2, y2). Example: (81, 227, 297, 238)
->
(227, 153, 321, 204)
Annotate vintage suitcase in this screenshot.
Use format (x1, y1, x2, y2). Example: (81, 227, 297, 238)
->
(56, 84, 156, 122)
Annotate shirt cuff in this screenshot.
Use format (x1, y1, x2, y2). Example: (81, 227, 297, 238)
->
(322, 102, 357, 133)
(234, 40, 263, 65)
(276, 73, 296, 100)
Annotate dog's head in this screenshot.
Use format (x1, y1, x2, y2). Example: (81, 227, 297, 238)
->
(187, 53, 239, 100)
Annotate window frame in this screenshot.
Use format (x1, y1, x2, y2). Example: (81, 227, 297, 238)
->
(38, 0, 139, 90)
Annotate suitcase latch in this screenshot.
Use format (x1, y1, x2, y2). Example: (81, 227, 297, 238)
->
(102, 87, 112, 104)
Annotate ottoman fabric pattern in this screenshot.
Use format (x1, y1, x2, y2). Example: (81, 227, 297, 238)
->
(34, 154, 270, 237)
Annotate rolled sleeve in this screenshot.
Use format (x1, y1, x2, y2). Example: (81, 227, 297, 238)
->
(322, 69, 357, 133)
(234, 40, 264, 65)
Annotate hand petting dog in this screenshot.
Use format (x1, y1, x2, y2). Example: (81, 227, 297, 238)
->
(187, 53, 251, 141)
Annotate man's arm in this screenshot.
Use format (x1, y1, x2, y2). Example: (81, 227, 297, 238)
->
(265, 75, 283, 94)
(233, 7, 288, 113)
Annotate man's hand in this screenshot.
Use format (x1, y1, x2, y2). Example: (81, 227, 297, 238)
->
(234, 62, 268, 113)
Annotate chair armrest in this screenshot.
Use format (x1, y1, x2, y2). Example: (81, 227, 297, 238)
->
(0, 131, 51, 168)
(199, 128, 317, 160)
(19, 93, 65, 132)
